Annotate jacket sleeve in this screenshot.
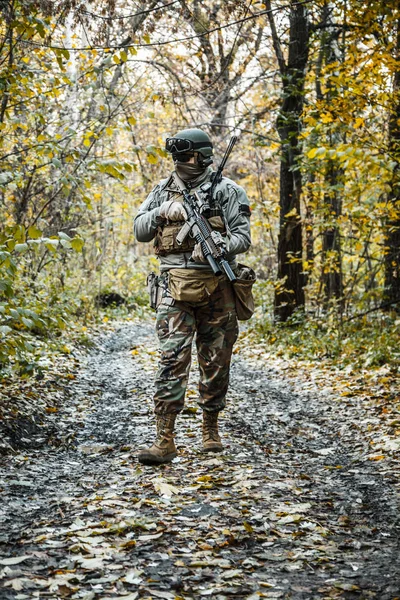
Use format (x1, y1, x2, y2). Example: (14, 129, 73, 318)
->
(134, 184, 165, 242)
(223, 183, 252, 259)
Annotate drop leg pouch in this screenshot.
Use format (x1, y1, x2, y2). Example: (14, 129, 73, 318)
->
(232, 264, 256, 320)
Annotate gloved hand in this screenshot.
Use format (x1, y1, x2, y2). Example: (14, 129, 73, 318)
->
(191, 242, 208, 264)
(159, 200, 187, 221)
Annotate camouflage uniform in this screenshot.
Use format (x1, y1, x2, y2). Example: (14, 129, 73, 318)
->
(134, 167, 251, 417)
(154, 274, 238, 414)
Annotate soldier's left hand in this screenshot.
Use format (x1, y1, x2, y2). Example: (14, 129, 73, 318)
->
(191, 243, 208, 264)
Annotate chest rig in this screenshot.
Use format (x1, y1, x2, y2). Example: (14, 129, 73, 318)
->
(154, 172, 226, 257)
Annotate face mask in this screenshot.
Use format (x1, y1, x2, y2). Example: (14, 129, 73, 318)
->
(175, 162, 206, 182)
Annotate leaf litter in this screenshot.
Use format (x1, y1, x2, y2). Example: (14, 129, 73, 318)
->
(0, 320, 399, 599)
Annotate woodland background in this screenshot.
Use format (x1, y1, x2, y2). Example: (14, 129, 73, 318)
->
(1, 0, 400, 378)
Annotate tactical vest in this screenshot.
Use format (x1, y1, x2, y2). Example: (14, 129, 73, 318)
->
(154, 216, 225, 256)
(153, 174, 225, 256)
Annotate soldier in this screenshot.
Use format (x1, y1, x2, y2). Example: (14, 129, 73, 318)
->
(134, 128, 251, 465)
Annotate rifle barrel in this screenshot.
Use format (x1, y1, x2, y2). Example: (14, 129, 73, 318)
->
(219, 136, 237, 173)
(210, 135, 238, 196)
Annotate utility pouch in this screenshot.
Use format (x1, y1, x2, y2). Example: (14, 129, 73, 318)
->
(147, 272, 163, 310)
(154, 223, 196, 256)
(168, 268, 219, 303)
(232, 263, 256, 320)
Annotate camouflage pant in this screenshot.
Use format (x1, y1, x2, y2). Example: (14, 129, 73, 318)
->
(154, 277, 238, 414)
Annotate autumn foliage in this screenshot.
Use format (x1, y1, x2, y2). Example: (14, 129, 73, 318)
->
(0, 0, 399, 374)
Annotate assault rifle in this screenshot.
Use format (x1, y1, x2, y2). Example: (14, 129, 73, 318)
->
(173, 175, 236, 282)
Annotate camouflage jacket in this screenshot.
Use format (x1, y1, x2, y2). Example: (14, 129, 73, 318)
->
(133, 168, 251, 271)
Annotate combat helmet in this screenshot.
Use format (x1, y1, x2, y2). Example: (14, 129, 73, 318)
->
(165, 128, 213, 166)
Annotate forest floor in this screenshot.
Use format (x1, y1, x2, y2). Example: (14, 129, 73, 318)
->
(1, 319, 400, 600)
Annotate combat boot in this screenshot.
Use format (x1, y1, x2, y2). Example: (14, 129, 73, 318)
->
(138, 414, 177, 465)
(202, 411, 223, 452)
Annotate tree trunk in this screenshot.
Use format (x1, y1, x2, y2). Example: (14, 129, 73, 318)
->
(273, 0, 309, 321)
(322, 161, 344, 304)
(0, 1, 14, 124)
(319, 4, 344, 307)
(385, 15, 400, 309)
(304, 173, 315, 283)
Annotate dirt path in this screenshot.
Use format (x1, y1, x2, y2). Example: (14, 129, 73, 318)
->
(1, 321, 400, 600)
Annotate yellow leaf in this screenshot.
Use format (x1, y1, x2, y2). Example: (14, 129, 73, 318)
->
(147, 154, 158, 164)
(28, 225, 42, 239)
(243, 521, 253, 533)
(307, 148, 318, 159)
(128, 116, 137, 126)
(355, 241, 363, 253)
(83, 139, 91, 147)
(320, 113, 333, 124)
(70, 237, 84, 252)
(113, 54, 120, 64)
(120, 540, 136, 549)
(143, 34, 150, 44)
(284, 207, 298, 218)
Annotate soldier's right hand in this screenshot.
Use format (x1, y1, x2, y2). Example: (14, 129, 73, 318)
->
(159, 200, 187, 221)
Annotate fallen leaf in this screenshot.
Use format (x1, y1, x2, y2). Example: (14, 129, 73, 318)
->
(153, 478, 179, 497)
(119, 540, 137, 549)
(367, 454, 385, 461)
(77, 557, 105, 569)
(145, 590, 176, 600)
(334, 582, 360, 591)
(4, 578, 25, 591)
(314, 448, 335, 456)
(221, 569, 243, 579)
(138, 531, 164, 541)
(276, 514, 303, 525)
(124, 569, 143, 584)
(0, 556, 31, 566)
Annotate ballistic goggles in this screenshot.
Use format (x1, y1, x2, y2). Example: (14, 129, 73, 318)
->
(165, 137, 213, 154)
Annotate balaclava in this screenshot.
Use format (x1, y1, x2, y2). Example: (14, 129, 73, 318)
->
(174, 154, 210, 187)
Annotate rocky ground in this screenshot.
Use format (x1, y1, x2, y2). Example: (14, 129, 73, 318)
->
(1, 320, 400, 600)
